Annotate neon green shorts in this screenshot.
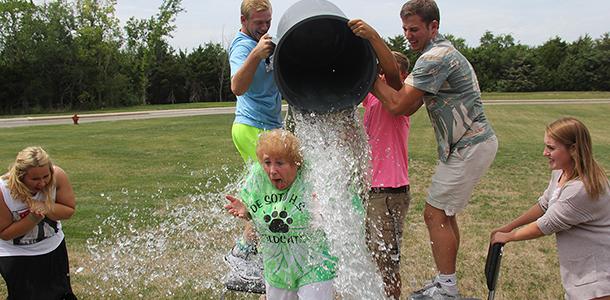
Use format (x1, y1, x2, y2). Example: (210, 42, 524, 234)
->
(231, 123, 265, 163)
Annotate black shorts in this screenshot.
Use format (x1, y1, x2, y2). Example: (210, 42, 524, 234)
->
(0, 239, 76, 300)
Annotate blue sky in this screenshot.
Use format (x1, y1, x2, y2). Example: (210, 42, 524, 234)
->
(117, 0, 609, 51)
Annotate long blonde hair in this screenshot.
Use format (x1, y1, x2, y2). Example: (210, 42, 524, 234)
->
(1, 146, 55, 208)
(546, 117, 609, 199)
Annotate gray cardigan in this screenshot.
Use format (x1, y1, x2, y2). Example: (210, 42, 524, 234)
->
(536, 170, 610, 300)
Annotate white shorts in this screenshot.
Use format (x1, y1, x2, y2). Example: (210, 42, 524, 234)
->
(265, 279, 335, 300)
(427, 136, 498, 216)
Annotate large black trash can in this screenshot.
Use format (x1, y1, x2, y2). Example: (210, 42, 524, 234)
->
(273, 0, 377, 113)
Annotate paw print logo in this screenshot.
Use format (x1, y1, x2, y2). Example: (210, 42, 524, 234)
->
(264, 210, 293, 233)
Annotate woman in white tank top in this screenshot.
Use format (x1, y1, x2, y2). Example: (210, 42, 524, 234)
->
(0, 146, 77, 300)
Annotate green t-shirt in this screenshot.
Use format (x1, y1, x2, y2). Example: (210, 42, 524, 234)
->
(241, 163, 337, 290)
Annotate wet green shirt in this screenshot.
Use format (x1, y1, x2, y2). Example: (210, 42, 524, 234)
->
(241, 163, 337, 290)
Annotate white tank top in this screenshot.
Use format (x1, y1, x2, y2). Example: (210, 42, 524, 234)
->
(0, 178, 64, 256)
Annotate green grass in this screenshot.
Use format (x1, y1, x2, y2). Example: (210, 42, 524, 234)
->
(404, 104, 610, 299)
(0, 115, 243, 242)
(0, 101, 237, 119)
(1, 102, 609, 299)
(481, 91, 610, 100)
(2, 91, 609, 119)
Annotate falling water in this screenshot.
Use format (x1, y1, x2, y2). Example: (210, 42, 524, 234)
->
(294, 107, 387, 300)
(81, 107, 387, 299)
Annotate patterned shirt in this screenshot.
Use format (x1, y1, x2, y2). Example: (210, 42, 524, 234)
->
(405, 34, 494, 162)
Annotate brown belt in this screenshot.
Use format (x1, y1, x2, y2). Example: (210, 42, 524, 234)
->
(370, 185, 409, 193)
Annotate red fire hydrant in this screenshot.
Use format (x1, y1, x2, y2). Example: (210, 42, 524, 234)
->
(72, 114, 79, 125)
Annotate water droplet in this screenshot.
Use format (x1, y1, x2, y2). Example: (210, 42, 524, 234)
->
(292, 107, 385, 298)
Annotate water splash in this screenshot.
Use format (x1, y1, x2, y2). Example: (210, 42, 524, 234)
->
(81, 108, 388, 299)
(294, 108, 387, 300)
(82, 166, 246, 298)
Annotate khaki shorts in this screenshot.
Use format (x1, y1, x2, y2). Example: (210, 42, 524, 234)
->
(427, 136, 498, 216)
(365, 187, 411, 283)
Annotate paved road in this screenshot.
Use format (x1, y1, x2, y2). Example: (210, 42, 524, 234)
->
(0, 107, 243, 128)
(1, 99, 609, 128)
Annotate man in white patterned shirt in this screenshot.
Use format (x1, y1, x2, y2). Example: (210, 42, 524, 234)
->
(349, 0, 497, 298)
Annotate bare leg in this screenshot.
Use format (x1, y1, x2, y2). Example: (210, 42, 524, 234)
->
(449, 215, 459, 253)
(243, 221, 258, 244)
(423, 203, 457, 274)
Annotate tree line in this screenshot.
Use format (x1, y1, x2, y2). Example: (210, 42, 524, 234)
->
(1, 0, 608, 115)
(387, 32, 610, 93)
(0, 0, 230, 114)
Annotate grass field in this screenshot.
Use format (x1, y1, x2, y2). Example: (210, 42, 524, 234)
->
(0, 101, 237, 119)
(481, 91, 610, 100)
(1, 101, 609, 299)
(2, 91, 609, 119)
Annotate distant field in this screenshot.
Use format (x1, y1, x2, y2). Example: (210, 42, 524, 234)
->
(481, 91, 610, 100)
(0, 101, 236, 119)
(1, 91, 609, 119)
(0, 102, 609, 299)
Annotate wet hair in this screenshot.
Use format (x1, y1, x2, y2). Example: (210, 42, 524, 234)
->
(546, 117, 609, 200)
(400, 0, 440, 26)
(240, 0, 272, 20)
(256, 129, 303, 167)
(2, 146, 55, 208)
(392, 51, 410, 74)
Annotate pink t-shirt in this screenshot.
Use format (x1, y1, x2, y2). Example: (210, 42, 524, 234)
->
(362, 93, 410, 188)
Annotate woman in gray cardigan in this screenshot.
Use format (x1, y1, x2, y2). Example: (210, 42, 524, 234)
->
(491, 117, 610, 300)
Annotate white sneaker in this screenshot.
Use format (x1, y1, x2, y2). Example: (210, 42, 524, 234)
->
(223, 246, 263, 281)
(223, 268, 265, 294)
(410, 280, 459, 300)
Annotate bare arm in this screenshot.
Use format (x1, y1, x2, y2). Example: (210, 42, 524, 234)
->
(372, 77, 425, 116)
(491, 222, 545, 244)
(231, 33, 274, 96)
(348, 19, 402, 91)
(0, 191, 44, 241)
(45, 166, 75, 221)
(490, 203, 545, 244)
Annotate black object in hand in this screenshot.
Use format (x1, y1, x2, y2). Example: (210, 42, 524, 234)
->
(485, 243, 505, 300)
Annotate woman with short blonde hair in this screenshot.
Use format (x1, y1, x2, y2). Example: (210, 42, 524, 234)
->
(226, 129, 338, 299)
(256, 129, 303, 167)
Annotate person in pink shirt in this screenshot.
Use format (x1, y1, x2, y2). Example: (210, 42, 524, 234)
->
(363, 51, 411, 300)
